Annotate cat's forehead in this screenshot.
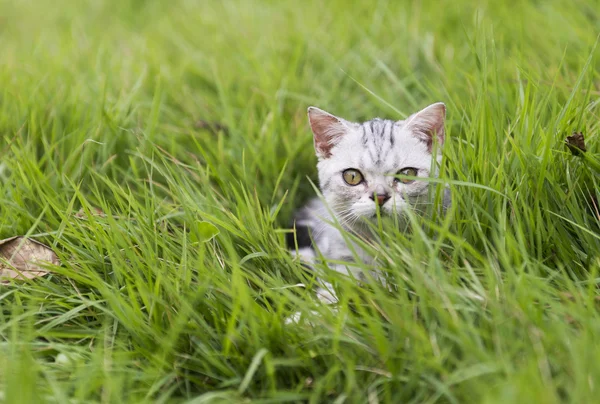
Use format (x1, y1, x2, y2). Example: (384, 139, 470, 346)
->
(359, 119, 397, 166)
(331, 119, 430, 171)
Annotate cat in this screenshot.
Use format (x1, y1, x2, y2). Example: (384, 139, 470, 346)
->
(287, 102, 449, 309)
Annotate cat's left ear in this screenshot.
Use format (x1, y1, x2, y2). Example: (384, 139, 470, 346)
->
(404, 102, 446, 150)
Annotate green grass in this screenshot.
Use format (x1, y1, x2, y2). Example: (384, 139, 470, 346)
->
(0, 0, 599, 402)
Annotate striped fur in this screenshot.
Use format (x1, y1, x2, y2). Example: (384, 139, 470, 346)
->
(289, 103, 449, 306)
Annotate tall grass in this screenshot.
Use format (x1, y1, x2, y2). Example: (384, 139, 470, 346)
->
(0, 0, 599, 402)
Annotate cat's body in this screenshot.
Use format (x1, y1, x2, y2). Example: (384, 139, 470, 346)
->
(288, 103, 448, 305)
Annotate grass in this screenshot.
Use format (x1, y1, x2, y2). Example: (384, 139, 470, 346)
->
(0, 0, 599, 402)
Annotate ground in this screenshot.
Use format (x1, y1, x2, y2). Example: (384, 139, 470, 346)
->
(0, 0, 599, 402)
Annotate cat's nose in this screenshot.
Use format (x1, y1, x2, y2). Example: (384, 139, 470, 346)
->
(370, 193, 390, 205)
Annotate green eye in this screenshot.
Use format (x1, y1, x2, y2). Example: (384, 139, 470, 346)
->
(342, 169, 364, 186)
(396, 167, 418, 184)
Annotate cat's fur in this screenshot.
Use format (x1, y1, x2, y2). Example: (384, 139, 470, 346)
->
(287, 102, 449, 305)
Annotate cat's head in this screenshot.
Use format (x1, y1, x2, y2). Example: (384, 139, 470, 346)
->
(307, 102, 446, 226)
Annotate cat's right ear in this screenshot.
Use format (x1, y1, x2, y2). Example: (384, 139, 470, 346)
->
(307, 107, 348, 159)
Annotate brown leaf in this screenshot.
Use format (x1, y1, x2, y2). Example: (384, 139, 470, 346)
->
(566, 132, 587, 156)
(0, 236, 60, 283)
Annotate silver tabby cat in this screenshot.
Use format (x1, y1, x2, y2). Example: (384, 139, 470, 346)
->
(288, 102, 449, 305)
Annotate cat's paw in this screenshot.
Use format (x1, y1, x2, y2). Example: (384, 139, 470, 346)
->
(284, 311, 317, 326)
(284, 311, 302, 325)
(284, 307, 345, 327)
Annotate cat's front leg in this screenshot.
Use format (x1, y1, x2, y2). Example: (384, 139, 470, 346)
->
(284, 274, 339, 325)
(315, 279, 338, 304)
(314, 261, 380, 304)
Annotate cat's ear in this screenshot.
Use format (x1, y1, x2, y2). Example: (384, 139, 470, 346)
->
(307, 107, 349, 159)
(404, 102, 446, 150)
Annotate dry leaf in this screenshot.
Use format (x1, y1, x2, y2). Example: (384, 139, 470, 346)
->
(0, 236, 60, 283)
(566, 132, 587, 156)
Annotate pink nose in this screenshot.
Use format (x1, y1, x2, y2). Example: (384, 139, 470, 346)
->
(370, 193, 390, 205)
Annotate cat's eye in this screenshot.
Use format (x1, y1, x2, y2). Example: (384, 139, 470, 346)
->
(342, 169, 364, 186)
(396, 167, 418, 184)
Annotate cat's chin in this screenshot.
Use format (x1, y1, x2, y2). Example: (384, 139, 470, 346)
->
(360, 210, 394, 221)
(341, 213, 400, 233)
(359, 207, 407, 223)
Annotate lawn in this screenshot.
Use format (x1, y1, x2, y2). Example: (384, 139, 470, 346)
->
(0, 0, 599, 402)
